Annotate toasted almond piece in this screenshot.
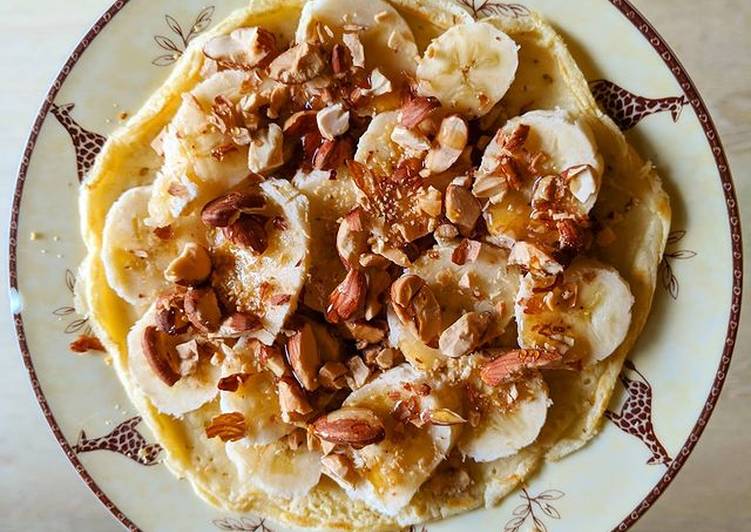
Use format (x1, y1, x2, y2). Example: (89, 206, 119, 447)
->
(364, 268, 391, 321)
(313, 136, 353, 171)
(183, 287, 222, 333)
(508, 241, 563, 276)
(557, 218, 589, 252)
(205, 412, 246, 442)
(269, 42, 326, 84)
(417, 186, 443, 217)
(141, 325, 180, 386)
(69, 335, 105, 353)
(344, 321, 387, 345)
(391, 125, 431, 154)
(390, 274, 443, 347)
(342, 32, 365, 68)
(319, 361, 349, 390)
(425, 115, 468, 174)
(346, 356, 371, 389)
(368, 68, 392, 96)
(260, 344, 290, 378)
(400, 96, 440, 129)
(174, 338, 200, 376)
(375, 347, 401, 370)
(317, 102, 350, 140)
(278, 377, 313, 422)
(249, 123, 284, 174)
(451, 238, 483, 266)
(217, 372, 251, 392)
(220, 311, 262, 335)
(201, 191, 266, 228)
(326, 269, 367, 323)
(425, 408, 466, 426)
(445, 184, 481, 236)
(283, 110, 319, 137)
(154, 287, 189, 335)
(434, 223, 460, 245)
(321, 453, 355, 483)
(312, 407, 385, 447)
(286, 323, 321, 391)
(331, 44, 350, 74)
(164, 243, 212, 285)
(438, 311, 493, 358)
(480, 348, 564, 386)
(223, 215, 268, 254)
(472, 173, 508, 203)
(336, 208, 369, 269)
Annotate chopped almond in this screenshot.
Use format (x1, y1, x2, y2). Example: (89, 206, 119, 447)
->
(69, 335, 105, 353)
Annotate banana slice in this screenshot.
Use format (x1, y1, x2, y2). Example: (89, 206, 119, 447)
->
(220, 370, 294, 445)
(515, 257, 634, 365)
(416, 22, 518, 118)
(210, 179, 312, 345)
(292, 169, 358, 312)
(126, 304, 220, 416)
(388, 243, 519, 370)
(148, 70, 252, 228)
(482, 109, 604, 244)
(354, 111, 403, 176)
(323, 364, 460, 516)
(295, 0, 419, 85)
(102, 186, 206, 306)
(458, 370, 549, 462)
(226, 439, 322, 499)
(352, 112, 458, 254)
(503, 109, 603, 210)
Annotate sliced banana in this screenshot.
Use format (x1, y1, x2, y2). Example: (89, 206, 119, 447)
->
(102, 186, 206, 307)
(226, 439, 322, 499)
(515, 257, 634, 365)
(458, 371, 549, 462)
(148, 70, 252, 228)
(220, 370, 294, 445)
(210, 179, 311, 345)
(354, 111, 404, 176)
(416, 22, 518, 118)
(503, 109, 603, 210)
(352, 111, 456, 252)
(482, 109, 604, 244)
(295, 0, 419, 85)
(126, 304, 220, 416)
(292, 169, 358, 312)
(323, 364, 460, 516)
(388, 243, 519, 369)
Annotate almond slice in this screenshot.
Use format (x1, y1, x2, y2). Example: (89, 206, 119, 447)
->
(286, 323, 321, 391)
(390, 274, 442, 347)
(222, 215, 268, 254)
(183, 287, 222, 333)
(201, 191, 266, 228)
(326, 269, 367, 324)
(141, 325, 180, 386)
(205, 412, 246, 442)
(480, 348, 564, 386)
(312, 407, 385, 447)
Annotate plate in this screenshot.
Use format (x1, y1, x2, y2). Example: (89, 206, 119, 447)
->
(9, 1, 742, 530)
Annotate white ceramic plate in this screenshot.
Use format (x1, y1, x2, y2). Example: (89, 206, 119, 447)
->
(10, 1, 743, 530)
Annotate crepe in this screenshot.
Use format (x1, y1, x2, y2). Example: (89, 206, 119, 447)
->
(77, 0, 670, 529)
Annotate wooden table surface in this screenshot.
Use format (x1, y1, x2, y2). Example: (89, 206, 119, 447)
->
(0, 1, 748, 530)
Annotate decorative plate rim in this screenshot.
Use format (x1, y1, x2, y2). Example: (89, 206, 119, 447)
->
(6, 1, 743, 531)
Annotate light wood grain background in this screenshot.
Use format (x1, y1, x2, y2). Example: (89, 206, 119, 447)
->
(0, 1, 748, 530)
